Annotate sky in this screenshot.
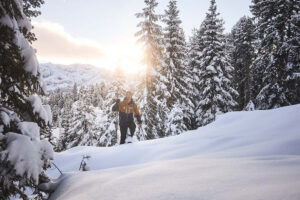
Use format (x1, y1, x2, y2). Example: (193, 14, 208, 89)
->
(32, 0, 252, 73)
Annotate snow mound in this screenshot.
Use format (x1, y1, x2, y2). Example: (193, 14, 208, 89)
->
(48, 104, 300, 200)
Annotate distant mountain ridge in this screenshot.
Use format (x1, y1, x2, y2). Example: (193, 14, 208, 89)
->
(40, 63, 112, 91)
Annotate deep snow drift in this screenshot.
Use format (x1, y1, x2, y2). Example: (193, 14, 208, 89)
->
(47, 105, 300, 200)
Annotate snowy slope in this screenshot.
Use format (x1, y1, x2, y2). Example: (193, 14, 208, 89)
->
(47, 105, 300, 200)
(40, 63, 112, 91)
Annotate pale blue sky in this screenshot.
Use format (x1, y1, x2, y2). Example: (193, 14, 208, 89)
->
(33, 0, 252, 71)
(36, 0, 252, 45)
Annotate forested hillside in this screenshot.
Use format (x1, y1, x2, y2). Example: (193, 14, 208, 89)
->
(43, 0, 299, 152)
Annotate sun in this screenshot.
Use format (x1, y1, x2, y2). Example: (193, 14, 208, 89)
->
(100, 42, 146, 74)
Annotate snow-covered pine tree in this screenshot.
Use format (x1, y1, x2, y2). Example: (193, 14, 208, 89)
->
(179, 30, 197, 130)
(48, 89, 62, 127)
(135, 0, 169, 139)
(196, 0, 238, 126)
(163, 0, 193, 135)
(38, 98, 56, 147)
(288, 7, 300, 102)
(0, 0, 54, 199)
(91, 84, 100, 107)
(56, 93, 73, 151)
(228, 16, 256, 110)
(86, 85, 95, 105)
(99, 67, 126, 146)
(250, 0, 300, 109)
(95, 82, 107, 110)
(133, 80, 148, 141)
(72, 83, 78, 101)
(56, 88, 65, 109)
(64, 98, 98, 148)
(187, 28, 205, 129)
(61, 86, 100, 149)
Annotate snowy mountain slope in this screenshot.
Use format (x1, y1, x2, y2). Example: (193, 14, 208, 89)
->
(40, 63, 112, 91)
(47, 105, 300, 200)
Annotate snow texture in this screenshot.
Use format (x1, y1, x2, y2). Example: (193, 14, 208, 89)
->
(0, 0, 40, 77)
(48, 104, 300, 200)
(38, 175, 66, 193)
(40, 63, 112, 91)
(1, 122, 53, 184)
(28, 94, 52, 124)
(18, 121, 40, 139)
(245, 100, 255, 111)
(0, 111, 10, 126)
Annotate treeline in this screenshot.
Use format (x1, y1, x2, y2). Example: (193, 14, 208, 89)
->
(45, 73, 146, 151)
(47, 0, 299, 151)
(135, 0, 299, 133)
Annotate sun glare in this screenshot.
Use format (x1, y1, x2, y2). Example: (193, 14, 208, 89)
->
(101, 43, 146, 74)
(33, 21, 146, 74)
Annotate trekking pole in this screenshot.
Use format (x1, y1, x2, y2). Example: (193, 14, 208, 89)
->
(116, 90, 119, 144)
(52, 162, 63, 175)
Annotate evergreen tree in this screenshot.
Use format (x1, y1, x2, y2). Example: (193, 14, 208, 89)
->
(96, 82, 108, 110)
(135, 0, 168, 138)
(187, 28, 204, 129)
(91, 84, 100, 107)
(0, 0, 53, 199)
(163, 0, 193, 135)
(72, 83, 78, 101)
(64, 99, 98, 148)
(133, 82, 148, 141)
(196, 0, 238, 126)
(250, 0, 300, 109)
(288, 8, 300, 102)
(48, 89, 63, 127)
(228, 16, 256, 110)
(100, 67, 126, 146)
(56, 94, 73, 151)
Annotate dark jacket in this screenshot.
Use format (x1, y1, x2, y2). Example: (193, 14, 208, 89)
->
(112, 99, 141, 126)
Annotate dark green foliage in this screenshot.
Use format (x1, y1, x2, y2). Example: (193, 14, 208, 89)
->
(251, 0, 300, 109)
(228, 16, 256, 110)
(163, 0, 193, 134)
(0, 0, 51, 199)
(189, 0, 238, 126)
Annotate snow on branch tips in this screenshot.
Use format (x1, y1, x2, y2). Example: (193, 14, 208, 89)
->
(28, 94, 53, 125)
(1, 122, 53, 184)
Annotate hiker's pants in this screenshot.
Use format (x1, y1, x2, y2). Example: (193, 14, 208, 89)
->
(120, 122, 136, 144)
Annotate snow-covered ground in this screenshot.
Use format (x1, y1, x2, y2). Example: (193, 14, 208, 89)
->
(47, 104, 300, 200)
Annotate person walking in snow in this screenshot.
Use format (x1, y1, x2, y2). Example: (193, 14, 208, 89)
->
(112, 91, 142, 144)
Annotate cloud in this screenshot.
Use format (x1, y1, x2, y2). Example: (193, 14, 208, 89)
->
(31, 21, 145, 74)
(32, 21, 105, 63)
